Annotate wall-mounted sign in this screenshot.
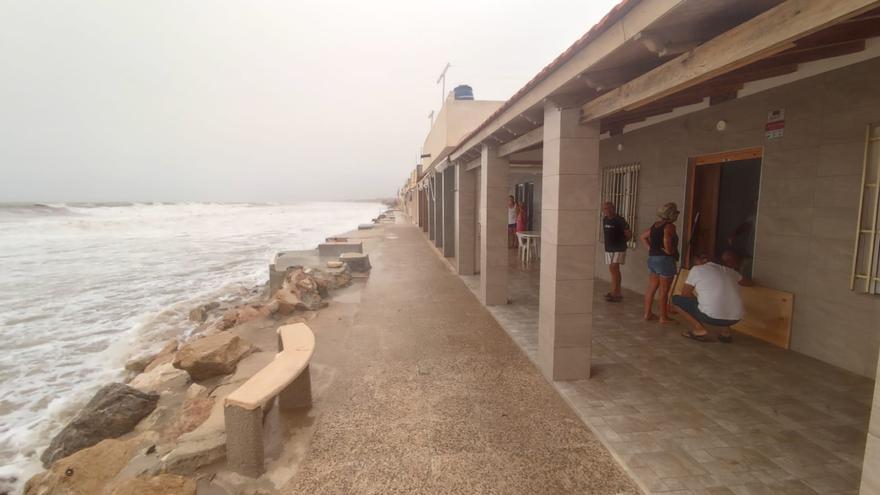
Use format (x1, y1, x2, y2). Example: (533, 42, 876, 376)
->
(765, 108, 785, 140)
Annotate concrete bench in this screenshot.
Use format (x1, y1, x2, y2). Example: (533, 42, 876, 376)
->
(224, 323, 315, 477)
(317, 241, 363, 257)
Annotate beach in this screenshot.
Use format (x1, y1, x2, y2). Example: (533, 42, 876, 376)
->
(0, 201, 386, 494)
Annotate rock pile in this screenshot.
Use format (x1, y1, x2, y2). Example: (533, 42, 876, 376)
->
(172, 332, 255, 381)
(40, 384, 159, 466)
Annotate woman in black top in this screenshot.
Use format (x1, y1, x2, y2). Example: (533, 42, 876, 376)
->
(639, 202, 680, 323)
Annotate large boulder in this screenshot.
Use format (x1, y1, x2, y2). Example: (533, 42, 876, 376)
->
(40, 384, 159, 467)
(306, 266, 352, 296)
(129, 362, 190, 394)
(144, 340, 179, 373)
(272, 267, 324, 313)
(109, 474, 196, 495)
(27, 438, 138, 495)
(172, 333, 255, 381)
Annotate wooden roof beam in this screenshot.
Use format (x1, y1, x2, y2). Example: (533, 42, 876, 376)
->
(636, 32, 702, 58)
(581, 0, 880, 123)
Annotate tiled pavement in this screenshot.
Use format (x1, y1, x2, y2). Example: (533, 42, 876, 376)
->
(461, 255, 874, 495)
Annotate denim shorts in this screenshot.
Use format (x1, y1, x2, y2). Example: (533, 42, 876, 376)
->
(671, 295, 740, 327)
(647, 255, 676, 278)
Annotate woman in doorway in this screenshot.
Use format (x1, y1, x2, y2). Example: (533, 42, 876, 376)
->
(507, 195, 517, 248)
(640, 202, 680, 323)
(515, 199, 527, 234)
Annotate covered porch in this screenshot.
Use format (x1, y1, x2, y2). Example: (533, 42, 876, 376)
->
(462, 261, 874, 494)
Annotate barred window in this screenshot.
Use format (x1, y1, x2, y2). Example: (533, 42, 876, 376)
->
(852, 123, 880, 295)
(602, 163, 640, 248)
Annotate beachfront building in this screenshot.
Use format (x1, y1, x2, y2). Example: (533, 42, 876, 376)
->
(404, 0, 880, 492)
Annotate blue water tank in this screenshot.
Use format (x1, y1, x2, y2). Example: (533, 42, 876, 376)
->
(453, 85, 474, 100)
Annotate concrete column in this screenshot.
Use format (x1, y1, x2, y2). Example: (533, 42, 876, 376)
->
(224, 404, 265, 477)
(428, 178, 436, 240)
(279, 366, 313, 410)
(861, 356, 880, 493)
(434, 173, 444, 248)
(479, 144, 509, 306)
(455, 163, 477, 275)
(538, 102, 600, 381)
(442, 166, 456, 257)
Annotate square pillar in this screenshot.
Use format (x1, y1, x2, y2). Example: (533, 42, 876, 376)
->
(427, 179, 435, 240)
(861, 355, 880, 493)
(538, 102, 599, 381)
(455, 163, 477, 275)
(224, 404, 265, 477)
(434, 173, 444, 248)
(443, 166, 456, 257)
(479, 144, 509, 306)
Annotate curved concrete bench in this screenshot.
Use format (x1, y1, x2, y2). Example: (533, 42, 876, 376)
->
(224, 323, 315, 477)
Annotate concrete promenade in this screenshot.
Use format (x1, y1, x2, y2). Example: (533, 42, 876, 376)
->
(282, 220, 638, 494)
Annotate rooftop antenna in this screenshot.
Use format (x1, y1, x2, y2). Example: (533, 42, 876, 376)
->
(436, 62, 451, 106)
(428, 110, 435, 127)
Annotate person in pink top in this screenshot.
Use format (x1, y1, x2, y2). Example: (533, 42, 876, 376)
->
(515, 200, 527, 233)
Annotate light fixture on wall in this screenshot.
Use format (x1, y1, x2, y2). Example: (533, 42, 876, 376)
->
(716, 120, 728, 131)
(617, 143, 624, 151)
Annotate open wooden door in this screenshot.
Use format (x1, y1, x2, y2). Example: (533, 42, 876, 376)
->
(684, 147, 762, 269)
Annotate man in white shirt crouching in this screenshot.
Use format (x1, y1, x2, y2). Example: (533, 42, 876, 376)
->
(672, 252, 745, 343)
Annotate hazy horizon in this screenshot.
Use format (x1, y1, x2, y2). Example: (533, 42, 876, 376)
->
(1, 1, 619, 203)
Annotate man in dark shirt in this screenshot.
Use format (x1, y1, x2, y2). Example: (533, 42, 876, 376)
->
(603, 202, 631, 302)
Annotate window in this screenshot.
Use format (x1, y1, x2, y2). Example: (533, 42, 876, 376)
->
(852, 123, 880, 295)
(602, 163, 640, 248)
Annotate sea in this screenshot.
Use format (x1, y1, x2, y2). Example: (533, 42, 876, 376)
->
(0, 201, 386, 492)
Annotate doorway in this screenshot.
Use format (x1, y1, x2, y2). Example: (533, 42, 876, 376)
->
(684, 148, 762, 277)
(514, 182, 535, 231)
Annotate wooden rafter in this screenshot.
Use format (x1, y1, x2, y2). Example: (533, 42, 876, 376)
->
(582, 0, 880, 123)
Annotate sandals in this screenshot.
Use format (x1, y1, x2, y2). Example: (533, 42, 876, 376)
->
(604, 293, 623, 303)
(682, 330, 709, 342)
(718, 334, 733, 344)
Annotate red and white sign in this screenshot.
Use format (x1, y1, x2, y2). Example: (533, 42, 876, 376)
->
(765, 108, 785, 140)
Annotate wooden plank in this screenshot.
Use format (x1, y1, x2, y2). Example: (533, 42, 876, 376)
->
(693, 147, 763, 166)
(581, 0, 880, 122)
(672, 269, 794, 349)
(498, 126, 543, 157)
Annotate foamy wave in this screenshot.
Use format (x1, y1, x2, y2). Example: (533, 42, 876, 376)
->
(0, 201, 386, 494)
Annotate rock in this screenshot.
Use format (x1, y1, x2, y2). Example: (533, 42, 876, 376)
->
(339, 252, 371, 273)
(160, 433, 226, 475)
(185, 383, 208, 400)
(161, 397, 214, 443)
(109, 474, 196, 495)
(125, 354, 154, 374)
(144, 340, 179, 373)
(218, 309, 239, 330)
(129, 362, 190, 393)
(235, 306, 261, 325)
(188, 306, 207, 323)
(307, 266, 352, 293)
(27, 439, 138, 495)
(272, 268, 325, 314)
(173, 333, 255, 381)
(274, 290, 302, 315)
(285, 268, 323, 310)
(259, 300, 280, 317)
(40, 384, 159, 467)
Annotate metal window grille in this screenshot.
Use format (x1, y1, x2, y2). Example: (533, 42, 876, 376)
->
(602, 163, 640, 248)
(851, 123, 880, 295)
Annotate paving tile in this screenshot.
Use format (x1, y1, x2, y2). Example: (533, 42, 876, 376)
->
(461, 265, 873, 495)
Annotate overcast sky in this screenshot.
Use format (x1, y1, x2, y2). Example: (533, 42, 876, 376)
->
(0, 0, 619, 203)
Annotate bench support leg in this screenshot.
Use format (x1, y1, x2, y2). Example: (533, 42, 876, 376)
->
(224, 404, 265, 477)
(279, 365, 312, 410)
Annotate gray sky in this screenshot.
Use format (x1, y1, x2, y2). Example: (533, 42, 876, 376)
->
(0, 0, 619, 203)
